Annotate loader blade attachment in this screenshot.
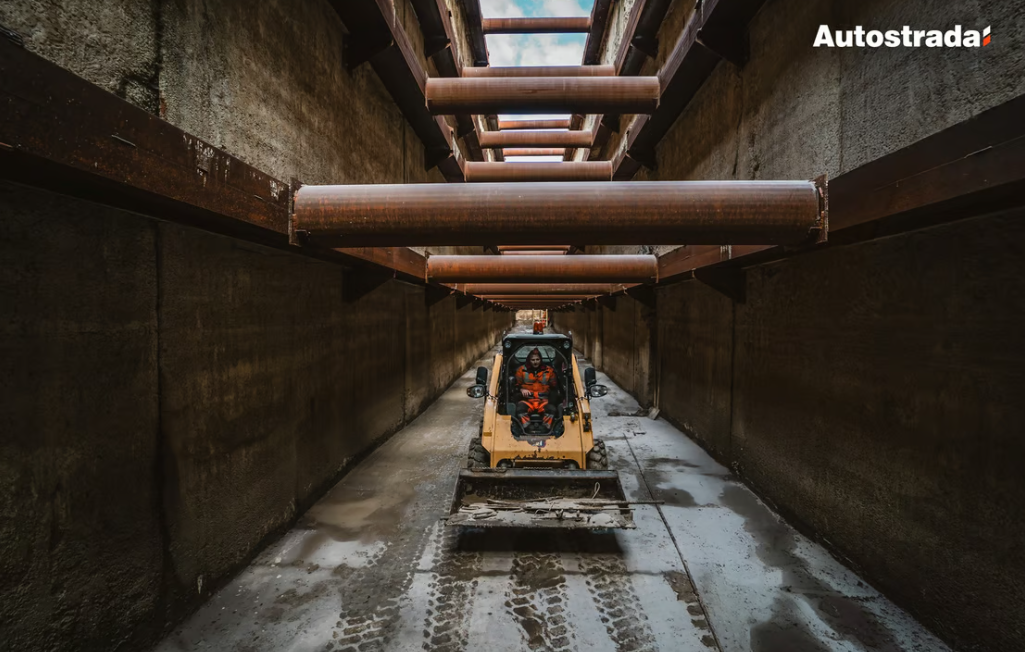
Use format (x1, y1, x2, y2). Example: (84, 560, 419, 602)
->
(448, 469, 635, 529)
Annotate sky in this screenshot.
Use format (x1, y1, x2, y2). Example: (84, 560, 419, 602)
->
(480, 0, 593, 160)
(481, 0, 591, 67)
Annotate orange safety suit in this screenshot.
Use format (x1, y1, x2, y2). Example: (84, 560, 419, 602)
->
(515, 353, 559, 428)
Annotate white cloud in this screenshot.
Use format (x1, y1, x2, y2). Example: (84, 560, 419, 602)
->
(540, 0, 592, 17)
(479, 0, 590, 125)
(480, 0, 526, 18)
(486, 34, 585, 67)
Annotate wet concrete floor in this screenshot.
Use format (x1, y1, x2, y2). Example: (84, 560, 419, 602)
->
(155, 337, 949, 652)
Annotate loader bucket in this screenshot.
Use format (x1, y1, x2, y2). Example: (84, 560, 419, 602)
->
(447, 469, 635, 529)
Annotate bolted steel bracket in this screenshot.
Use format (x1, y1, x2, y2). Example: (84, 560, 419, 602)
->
(287, 177, 305, 247)
(813, 173, 829, 245)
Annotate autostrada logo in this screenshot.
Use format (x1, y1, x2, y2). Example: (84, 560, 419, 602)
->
(814, 24, 991, 48)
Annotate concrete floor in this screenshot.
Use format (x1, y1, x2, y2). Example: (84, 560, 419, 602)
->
(155, 337, 949, 652)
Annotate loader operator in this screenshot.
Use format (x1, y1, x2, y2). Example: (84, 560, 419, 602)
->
(515, 348, 560, 432)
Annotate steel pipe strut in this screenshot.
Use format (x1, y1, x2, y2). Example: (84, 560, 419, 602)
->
(292, 181, 825, 247)
(499, 251, 566, 255)
(464, 162, 611, 183)
(426, 255, 657, 284)
(496, 246, 571, 251)
(482, 17, 591, 34)
(465, 65, 615, 78)
(503, 148, 565, 157)
(454, 283, 624, 295)
(499, 119, 573, 130)
(425, 77, 660, 115)
(479, 130, 593, 149)
(476, 295, 597, 300)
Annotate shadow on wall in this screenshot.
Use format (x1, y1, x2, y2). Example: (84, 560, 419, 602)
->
(0, 181, 513, 652)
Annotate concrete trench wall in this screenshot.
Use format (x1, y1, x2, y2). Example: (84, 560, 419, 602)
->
(0, 1, 512, 650)
(555, 0, 1025, 650)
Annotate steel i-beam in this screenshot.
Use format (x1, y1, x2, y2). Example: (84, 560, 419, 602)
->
(425, 77, 660, 114)
(426, 255, 658, 284)
(465, 65, 615, 78)
(292, 181, 826, 247)
(464, 162, 611, 183)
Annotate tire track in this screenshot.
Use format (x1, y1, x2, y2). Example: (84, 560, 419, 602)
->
(505, 552, 575, 651)
(579, 553, 658, 652)
(331, 527, 433, 652)
(422, 524, 483, 651)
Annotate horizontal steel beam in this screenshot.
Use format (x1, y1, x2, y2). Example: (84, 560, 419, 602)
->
(464, 161, 611, 182)
(427, 255, 658, 283)
(465, 65, 615, 78)
(655, 95, 1025, 284)
(0, 38, 429, 279)
(479, 130, 593, 149)
(583, 0, 614, 64)
(614, 0, 770, 179)
(503, 148, 566, 157)
(499, 119, 572, 130)
(482, 17, 591, 34)
(454, 283, 626, 295)
(461, 0, 489, 66)
(426, 77, 660, 114)
(292, 181, 826, 247)
(329, 1, 457, 175)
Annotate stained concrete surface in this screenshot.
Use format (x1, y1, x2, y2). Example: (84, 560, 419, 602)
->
(555, 208, 1025, 651)
(0, 181, 511, 651)
(155, 334, 947, 652)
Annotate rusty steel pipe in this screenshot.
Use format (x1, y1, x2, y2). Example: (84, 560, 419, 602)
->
(479, 130, 593, 149)
(482, 17, 591, 34)
(499, 119, 572, 130)
(503, 148, 565, 157)
(426, 255, 658, 284)
(454, 283, 623, 295)
(499, 251, 567, 255)
(464, 161, 611, 183)
(292, 181, 825, 247)
(475, 295, 597, 300)
(425, 77, 660, 115)
(499, 301, 576, 306)
(466, 65, 615, 78)
(497, 246, 570, 250)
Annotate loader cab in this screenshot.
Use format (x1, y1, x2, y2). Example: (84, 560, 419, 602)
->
(497, 334, 576, 437)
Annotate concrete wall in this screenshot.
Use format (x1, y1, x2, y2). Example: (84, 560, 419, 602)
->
(0, 181, 510, 652)
(0, 1, 511, 650)
(555, 207, 1025, 652)
(556, 0, 1025, 650)
(556, 295, 657, 410)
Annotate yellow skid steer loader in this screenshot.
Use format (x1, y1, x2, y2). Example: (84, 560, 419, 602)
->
(449, 333, 634, 529)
